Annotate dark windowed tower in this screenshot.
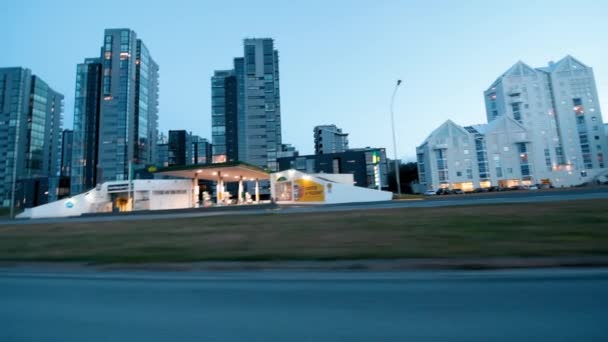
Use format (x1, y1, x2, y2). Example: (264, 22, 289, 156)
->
(168, 130, 192, 166)
(61, 129, 73, 177)
(211, 70, 238, 163)
(191, 136, 212, 164)
(71, 58, 101, 194)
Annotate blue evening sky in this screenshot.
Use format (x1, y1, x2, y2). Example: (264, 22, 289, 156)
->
(3, 0, 607, 160)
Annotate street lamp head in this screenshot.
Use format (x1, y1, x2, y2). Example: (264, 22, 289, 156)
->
(397, 79, 402, 86)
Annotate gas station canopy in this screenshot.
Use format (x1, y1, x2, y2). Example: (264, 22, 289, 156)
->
(151, 162, 270, 182)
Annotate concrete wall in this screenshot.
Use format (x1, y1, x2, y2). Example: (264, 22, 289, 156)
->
(18, 179, 194, 219)
(271, 169, 392, 205)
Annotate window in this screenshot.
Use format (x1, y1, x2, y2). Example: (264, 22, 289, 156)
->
(512, 103, 522, 123)
(295, 158, 306, 170)
(573, 98, 585, 114)
(332, 158, 341, 173)
(436, 149, 448, 182)
(576, 116, 585, 124)
(517, 143, 527, 154)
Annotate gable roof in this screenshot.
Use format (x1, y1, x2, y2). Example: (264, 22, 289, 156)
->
(487, 60, 537, 89)
(537, 55, 589, 73)
(483, 114, 527, 135)
(421, 119, 470, 144)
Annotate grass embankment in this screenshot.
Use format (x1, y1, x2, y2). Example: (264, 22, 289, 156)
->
(0, 207, 10, 218)
(0, 200, 607, 263)
(392, 194, 424, 200)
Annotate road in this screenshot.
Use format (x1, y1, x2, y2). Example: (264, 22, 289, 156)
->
(0, 268, 606, 341)
(2, 187, 608, 225)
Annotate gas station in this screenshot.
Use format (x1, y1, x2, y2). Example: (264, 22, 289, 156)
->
(18, 162, 393, 219)
(152, 162, 271, 206)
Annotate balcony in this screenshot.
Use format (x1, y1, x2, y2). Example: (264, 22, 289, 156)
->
(509, 96, 523, 104)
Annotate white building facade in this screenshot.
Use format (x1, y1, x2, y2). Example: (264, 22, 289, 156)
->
(418, 56, 608, 191)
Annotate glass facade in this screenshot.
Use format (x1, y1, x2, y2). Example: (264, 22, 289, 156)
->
(71, 59, 102, 194)
(192, 136, 211, 164)
(61, 130, 73, 177)
(134, 40, 159, 166)
(71, 29, 158, 194)
(26, 77, 49, 176)
(168, 130, 192, 166)
(0, 68, 63, 207)
(211, 70, 233, 163)
(211, 39, 282, 171)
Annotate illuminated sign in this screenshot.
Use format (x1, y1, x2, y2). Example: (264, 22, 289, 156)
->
(107, 183, 129, 192)
(374, 164, 381, 187)
(372, 151, 381, 165)
(294, 179, 325, 202)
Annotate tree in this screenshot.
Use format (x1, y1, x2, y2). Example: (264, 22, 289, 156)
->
(387, 162, 418, 194)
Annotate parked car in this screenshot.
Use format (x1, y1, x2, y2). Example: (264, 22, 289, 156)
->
(528, 185, 539, 190)
(452, 189, 464, 195)
(473, 187, 489, 193)
(436, 188, 452, 195)
(424, 189, 437, 196)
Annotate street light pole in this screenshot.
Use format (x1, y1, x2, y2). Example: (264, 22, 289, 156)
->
(390, 80, 402, 196)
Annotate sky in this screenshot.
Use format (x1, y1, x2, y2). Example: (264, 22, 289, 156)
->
(3, 0, 608, 161)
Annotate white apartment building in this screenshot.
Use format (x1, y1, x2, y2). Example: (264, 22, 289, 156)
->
(418, 56, 608, 191)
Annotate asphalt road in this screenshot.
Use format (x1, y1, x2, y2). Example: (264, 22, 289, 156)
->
(0, 268, 606, 341)
(2, 187, 608, 225)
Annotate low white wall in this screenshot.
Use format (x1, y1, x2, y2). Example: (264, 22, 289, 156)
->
(271, 169, 392, 205)
(325, 181, 392, 204)
(142, 179, 194, 210)
(18, 179, 195, 219)
(311, 173, 354, 184)
(17, 190, 109, 219)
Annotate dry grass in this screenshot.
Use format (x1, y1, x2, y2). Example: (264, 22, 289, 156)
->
(0, 200, 607, 263)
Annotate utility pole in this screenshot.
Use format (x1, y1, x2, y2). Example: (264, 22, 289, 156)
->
(390, 80, 403, 195)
